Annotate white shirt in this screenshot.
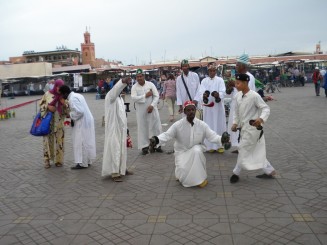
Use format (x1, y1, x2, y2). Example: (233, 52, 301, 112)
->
(176, 71, 201, 105)
(197, 76, 226, 149)
(102, 80, 127, 176)
(158, 117, 221, 154)
(131, 81, 162, 149)
(68, 92, 96, 165)
(233, 90, 270, 128)
(246, 71, 256, 91)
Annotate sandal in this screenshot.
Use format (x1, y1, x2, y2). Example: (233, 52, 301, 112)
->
(55, 162, 63, 167)
(198, 179, 208, 188)
(256, 173, 275, 179)
(112, 176, 123, 182)
(44, 161, 51, 169)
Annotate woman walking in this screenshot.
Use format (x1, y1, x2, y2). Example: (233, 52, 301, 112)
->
(162, 73, 177, 122)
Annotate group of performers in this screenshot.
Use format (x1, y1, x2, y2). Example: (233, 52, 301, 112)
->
(101, 53, 276, 186)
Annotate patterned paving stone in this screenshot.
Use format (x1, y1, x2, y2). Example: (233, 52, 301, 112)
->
(1, 85, 326, 244)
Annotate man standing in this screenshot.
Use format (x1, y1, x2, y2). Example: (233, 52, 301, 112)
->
(176, 59, 201, 113)
(131, 69, 162, 155)
(197, 62, 227, 153)
(103, 77, 112, 93)
(312, 67, 322, 96)
(149, 101, 230, 188)
(59, 85, 96, 169)
(236, 54, 256, 91)
(102, 77, 133, 182)
(230, 73, 276, 183)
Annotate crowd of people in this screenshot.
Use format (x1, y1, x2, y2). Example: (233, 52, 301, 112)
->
(38, 53, 279, 188)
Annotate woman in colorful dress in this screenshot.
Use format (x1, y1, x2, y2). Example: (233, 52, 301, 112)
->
(39, 79, 68, 168)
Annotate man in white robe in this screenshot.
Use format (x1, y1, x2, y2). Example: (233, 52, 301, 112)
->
(131, 69, 162, 155)
(59, 85, 96, 170)
(176, 59, 201, 113)
(102, 78, 133, 182)
(149, 101, 230, 188)
(230, 73, 276, 183)
(226, 80, 239, 149)
(236, 53, 256, 91)
(197, 62, 226, 153)
(227, 54, 257, 153)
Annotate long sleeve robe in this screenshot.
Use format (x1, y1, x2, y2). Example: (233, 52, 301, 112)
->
(247, 71, 256, 91)
(197, 76, 226, 150)
(102, 80, 128, 177)
(131, 81, 162, 149)
(227, 87, 239, 147)
(157, 117, 222, 187)
(176, 71, 201, 105)
(68, 92, 96, 166)
(233, 90, 271, 170)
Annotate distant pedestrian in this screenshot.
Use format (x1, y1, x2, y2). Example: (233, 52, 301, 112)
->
(230, 73, 276, 184)
(59, 85, 96, 170)
(103, 77, 111, 93)
(323, 72, 327, 97)
(321, 67, 327, 88)
(162, 73, 177, 122)
(150, 76, 158, 89)
(40, 79, 68, 169)
(312, 67, 322, 96)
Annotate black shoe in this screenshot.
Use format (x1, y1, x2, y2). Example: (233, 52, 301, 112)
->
(149, 137, 157, 153)
(230, 174, 239, 183)
(142, 147, 149, 155)
(112, 176, 123, 182)
(256, 173, 274, 179)
(155, 146, 163, 153)
(71, 164, 87, 170)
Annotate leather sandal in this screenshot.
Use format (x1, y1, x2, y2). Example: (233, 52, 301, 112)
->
(112, 176, 123, 182)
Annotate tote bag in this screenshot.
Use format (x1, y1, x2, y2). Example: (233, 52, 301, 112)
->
(30, 112, 53, 136)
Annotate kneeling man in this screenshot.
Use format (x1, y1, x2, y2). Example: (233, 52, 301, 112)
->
(149, 101, 230, 188)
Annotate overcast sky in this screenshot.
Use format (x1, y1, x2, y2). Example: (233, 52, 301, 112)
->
(1, 0, 326, 65)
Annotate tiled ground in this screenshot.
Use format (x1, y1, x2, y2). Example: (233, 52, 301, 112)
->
(0, 84, 326, 245)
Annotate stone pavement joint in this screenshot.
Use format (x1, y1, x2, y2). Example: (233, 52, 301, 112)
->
(0, 85, 326, 245)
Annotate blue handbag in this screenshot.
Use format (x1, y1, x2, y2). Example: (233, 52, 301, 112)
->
(30, 112, 53, 136)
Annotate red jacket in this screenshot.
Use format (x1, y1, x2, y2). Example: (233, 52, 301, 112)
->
(312, 71, 322, 84)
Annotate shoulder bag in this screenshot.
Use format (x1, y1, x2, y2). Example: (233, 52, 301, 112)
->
(181, 74, 192, 101)
(30, 111, 53, 136)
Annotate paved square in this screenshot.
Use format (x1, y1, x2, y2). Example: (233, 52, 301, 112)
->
(0, 84, 326, 244)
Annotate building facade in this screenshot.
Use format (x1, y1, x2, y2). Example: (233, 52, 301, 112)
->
(21, 48, 81, 67)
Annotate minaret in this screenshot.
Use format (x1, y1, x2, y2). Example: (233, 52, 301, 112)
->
(315, 41, 322, 54)
(81, 27, 96, 67)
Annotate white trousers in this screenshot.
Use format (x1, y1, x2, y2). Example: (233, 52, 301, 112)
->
(233, 159, 275, 176)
